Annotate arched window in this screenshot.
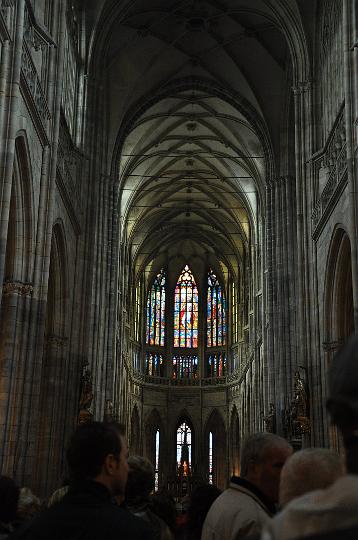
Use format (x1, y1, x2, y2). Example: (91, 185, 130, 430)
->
(146, 269, 166, 346)
(155, 429, 160, 491)
(207, 268, 226, 347)
(208, 431, 213, 484)
(176, 422, 192, 475)
(174, 265, 198, 348)
(134, 279, 142, 342)
(231, 281, 238, 343)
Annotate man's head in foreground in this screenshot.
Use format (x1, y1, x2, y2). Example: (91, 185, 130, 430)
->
(67, 421, 129, 496)
(240, 433, 293, 504)
(279, 448, 344, 507)
(327, 334, 358, 473)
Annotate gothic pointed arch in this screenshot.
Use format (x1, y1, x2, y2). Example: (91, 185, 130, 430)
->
(0, 132, 35, 479)
(130, 404, 141, 455)
(4, 133, 34, 284)
(36, 221, 69, 496)
(145, 408, 164, 483)
(230, 406, 240, 476)
(174, 264, 199, 349)
(324, 227, 354, 450)
(324, 227, 354, 346)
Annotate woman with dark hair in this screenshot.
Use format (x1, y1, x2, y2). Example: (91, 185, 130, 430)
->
(0, 476, 20, 538)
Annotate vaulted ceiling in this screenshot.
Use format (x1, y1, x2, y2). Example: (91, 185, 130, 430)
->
(86, 0, 309, 280)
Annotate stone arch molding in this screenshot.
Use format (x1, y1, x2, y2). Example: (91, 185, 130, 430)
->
(144, 408, 164, 463)
(324, 226, 354, 347)
(130, 404, 141, 455)
(230, 405, 241, 475)
(3, 133, 35, 285)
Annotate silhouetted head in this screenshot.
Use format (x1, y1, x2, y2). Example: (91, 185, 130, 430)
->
(67, 421, 128, 496)
(0, 476, 20, 523)
(327, 335, 358, 473)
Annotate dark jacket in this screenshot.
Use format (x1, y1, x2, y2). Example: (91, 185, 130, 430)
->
(10, 480, 155, 540)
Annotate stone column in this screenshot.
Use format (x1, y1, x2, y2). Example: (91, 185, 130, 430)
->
(343, 0, 358, 328)
(17, 1, 67, 487)
(0, 0, 25, 296)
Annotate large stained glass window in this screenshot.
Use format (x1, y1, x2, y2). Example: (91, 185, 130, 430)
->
(208, 431, 213, 484)
(174, 265, 198, 348)
(146, 352, 164, 377)
(172, 355, 198, 379)
(232, 281, 238, 343)
(207, 352, 226, 377)
(155, 430, 160, 491)
(134, 280, 142, 342)
(146, 269, 166, 346)
(207, 269, 226, 347)
(177, 422, 192, 475)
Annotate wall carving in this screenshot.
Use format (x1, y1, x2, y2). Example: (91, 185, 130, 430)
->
(2, 280, 33, 297)
(44, 334, 68, 348)
(312, 106, 347, 237)
(21, 41, 51, 124)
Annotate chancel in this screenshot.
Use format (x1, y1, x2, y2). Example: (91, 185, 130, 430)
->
(0, 0, 357, 506)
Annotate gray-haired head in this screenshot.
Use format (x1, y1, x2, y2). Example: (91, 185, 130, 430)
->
(125, 455, 155, 501)
(279, 448, 344, 507)
(240, 433, 292, 478)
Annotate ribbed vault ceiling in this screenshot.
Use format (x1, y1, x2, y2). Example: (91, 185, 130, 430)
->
(88, 0, 301, 278)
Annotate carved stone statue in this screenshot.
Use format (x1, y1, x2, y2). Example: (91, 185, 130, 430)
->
(104, 399, 114, 423)
(294, 370, 308, 417)
(283, 369, 310, 439)
(78, 367, 94, 424)
(263, 403, 276, 433)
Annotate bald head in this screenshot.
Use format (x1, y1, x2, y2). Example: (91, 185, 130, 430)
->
(279, 448, 344, 507)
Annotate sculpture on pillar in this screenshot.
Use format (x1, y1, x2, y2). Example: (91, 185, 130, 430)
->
(104, 399, 114, 423)
(283, 369, 310, 439)
(293, 369, 311, 435)
(263, 403, 276, 433)
(78, 366, 94, 424)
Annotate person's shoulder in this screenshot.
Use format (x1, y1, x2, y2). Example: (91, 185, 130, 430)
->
(108, 505, 156, 538)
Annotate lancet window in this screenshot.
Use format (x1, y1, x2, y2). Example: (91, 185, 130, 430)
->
(176, 422, 192, 476)
(174, 265, 198, 348)
(207, 269, 226, 347)
(155, 430, 160, 491)
(208, 431, 213, 484)
(146, 269, 166, 346)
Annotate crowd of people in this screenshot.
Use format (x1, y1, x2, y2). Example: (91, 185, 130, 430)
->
(1, 335, 358, 539)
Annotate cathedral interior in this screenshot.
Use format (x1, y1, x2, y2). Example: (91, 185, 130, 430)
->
(0, 0, 357, 498)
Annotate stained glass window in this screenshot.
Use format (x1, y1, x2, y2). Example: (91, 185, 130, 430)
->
(208, 431, 213, 484)
(177, 422, 192, 475)
(134, 280, 142, 342)
(207, 269, 226, 347)
(174, 265, 198, 348)
(155, 430, 160, 491)
(172, 355, 198, 379)
(232, 281, 238, 343)
(207, 352, 227, 377)
(146, 269, 166, 346)
(146, 352, 164, 377)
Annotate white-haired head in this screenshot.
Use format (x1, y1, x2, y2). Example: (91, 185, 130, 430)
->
(279, 448, 344, 507)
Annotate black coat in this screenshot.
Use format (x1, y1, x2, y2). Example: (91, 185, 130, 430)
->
(10, 480, 155, 540)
